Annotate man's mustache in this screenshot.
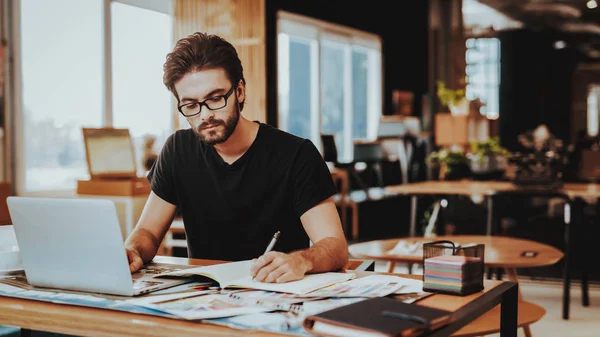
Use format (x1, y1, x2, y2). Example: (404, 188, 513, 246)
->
(200, 119, 224, 129)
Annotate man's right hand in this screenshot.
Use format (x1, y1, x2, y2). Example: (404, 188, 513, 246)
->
(126, 247, 144, 273)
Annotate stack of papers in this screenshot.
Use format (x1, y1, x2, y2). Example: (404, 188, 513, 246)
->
(424, 255, 483, 294)
(121, 274, 426, 321)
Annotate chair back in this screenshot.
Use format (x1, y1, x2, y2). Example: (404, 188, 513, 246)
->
(353, 142, 385, 164)
(321, 134, 339, 164)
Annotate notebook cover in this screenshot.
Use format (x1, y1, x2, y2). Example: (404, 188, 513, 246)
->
(303, 297, 453, 337)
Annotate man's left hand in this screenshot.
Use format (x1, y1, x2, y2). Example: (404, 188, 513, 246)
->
(250, 251, 312, 283)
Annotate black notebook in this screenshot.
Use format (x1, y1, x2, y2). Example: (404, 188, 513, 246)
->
(303, 297, 453, 337)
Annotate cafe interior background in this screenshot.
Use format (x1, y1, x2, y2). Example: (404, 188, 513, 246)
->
(1, 0, 600, 336)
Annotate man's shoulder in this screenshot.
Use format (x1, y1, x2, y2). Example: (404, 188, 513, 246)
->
(259, 123, 310, 149)
(172, 128, 196, 140)
(166, 128, 196, 149)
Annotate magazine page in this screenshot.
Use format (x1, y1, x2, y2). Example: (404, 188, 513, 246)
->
(125, 293, 273, 320)
(204, 297, 366, 336)
(224, 272, 356, 295)
(205, 311, 309, 336)
(393, 278, 425, 294)
(296, 275, 408, 298)
(159, 261, 355, 295)
(157, 260, 252, 285)
(228, 290, 308, 307)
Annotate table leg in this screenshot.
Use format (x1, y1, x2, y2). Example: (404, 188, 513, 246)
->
(500, 282, 518, 337)
(486, 195, 496, 279)
(409, 195, 417, 237)
(582, 269, 589, 307)
(504, 268, 522, 299)
(486, 195, 494, 236)
(504, 267, 532, 337)
(407, 196, 418, 275)
(386, 261, 396, 273)
(581, 197, 598, 308)
(563, 201, 575, 320)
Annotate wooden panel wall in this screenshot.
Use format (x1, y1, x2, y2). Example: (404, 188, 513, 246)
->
(173, 0, 267, 126)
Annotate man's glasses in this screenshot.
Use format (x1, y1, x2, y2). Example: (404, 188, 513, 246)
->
(178, 85, 236, 117)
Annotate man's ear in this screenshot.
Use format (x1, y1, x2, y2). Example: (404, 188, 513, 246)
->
(236, 80, 246, 105)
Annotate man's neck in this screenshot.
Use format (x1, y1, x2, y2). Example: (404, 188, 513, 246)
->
(213, 118, 259, 164)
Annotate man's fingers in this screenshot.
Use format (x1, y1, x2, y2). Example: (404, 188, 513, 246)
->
(264, 265, 288, 283)
(250, 252, 277, 277)
(126, 249, 143, 273)
(129, 257, 143, 273)
(275, 271, 298, 283)
(253, 258, 284, 282)
(126, 249, 135, 263)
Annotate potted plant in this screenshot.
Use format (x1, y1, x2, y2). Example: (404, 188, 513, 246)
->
(426, 148, 470, 180)
(436, 80, 468, 115)
(509, 124, 570, 189)
(467, 137, 511, 179)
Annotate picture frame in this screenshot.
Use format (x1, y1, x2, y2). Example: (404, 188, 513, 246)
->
(82, 127, 137, 180)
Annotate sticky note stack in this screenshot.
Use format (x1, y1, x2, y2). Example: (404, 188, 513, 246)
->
(423, 255, 483, 295)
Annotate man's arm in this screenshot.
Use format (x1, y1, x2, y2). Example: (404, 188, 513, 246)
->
(124, 191, 178, 272)
(250, 197, 348, 283)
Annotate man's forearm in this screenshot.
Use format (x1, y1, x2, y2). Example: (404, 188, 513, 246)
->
(124, 228, 161, 263)
(293, 237, 349, 273)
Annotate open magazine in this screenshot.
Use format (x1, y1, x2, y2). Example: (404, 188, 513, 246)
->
(121, 291, 274, 320)
(157, 260, 355, 295)
(295, 275, 407, 298)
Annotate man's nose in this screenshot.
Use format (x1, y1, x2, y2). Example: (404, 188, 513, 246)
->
(199, 104, 214, 121)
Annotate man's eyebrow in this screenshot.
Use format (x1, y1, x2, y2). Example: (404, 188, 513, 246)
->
(180, 88, 227, 103)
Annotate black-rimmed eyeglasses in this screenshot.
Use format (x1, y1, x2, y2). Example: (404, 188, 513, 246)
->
(177, 85, 236, 117)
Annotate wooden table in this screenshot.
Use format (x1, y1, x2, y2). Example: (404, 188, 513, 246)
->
(385, 180, 595, 319)
(349, 235, 564, 272)
(349, 235, 563, 337)
(386, 181, 517, 236)
(0, 256, 519, 337)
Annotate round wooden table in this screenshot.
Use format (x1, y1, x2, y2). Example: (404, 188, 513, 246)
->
(349, 235, 564, 272)
(349, 235, 564, 337)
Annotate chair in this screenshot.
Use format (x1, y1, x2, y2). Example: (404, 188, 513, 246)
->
(160, 217, 187, 256)
(352, 141, 386, 188)
(321, 134, 386, 192)
(491, 190, 589, 321)
(330, 167, 359, 240)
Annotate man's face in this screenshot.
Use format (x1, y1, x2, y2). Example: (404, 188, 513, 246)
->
(174, 68, 244, 145)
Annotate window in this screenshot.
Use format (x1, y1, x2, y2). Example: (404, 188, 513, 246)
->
(465, 38, 500, 119)
(277, 12, 382, 163)
(17, 0, 173, 193)
(20, 0, 104, 191)
(587, 85, 600, 137)
(111, 2, 173, 173)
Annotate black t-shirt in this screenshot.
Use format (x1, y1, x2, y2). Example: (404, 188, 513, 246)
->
(147, 122, 338, 261)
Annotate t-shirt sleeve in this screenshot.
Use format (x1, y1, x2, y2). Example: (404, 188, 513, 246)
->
(146, 133, 178, 205)
(291, 140, 338, 217)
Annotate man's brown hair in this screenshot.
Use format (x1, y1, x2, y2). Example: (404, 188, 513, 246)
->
(163, 32, 246, 110)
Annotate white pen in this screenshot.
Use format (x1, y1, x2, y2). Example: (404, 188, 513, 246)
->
(264, 231, 281, 255)
(252, 231, 282, 281)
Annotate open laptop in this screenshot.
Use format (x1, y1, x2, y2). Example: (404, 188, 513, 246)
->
(6, 196, 191, 296)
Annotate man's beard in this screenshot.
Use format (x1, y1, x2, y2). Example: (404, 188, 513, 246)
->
(193, 107, 240, 145)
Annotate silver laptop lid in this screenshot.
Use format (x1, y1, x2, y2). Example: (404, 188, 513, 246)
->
(7, 197, 135, 296)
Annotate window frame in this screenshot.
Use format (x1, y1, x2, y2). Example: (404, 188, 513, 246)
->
(465, 37, 501, 120)
(277, 10, 383, 163)
(12, 0, 174, 195)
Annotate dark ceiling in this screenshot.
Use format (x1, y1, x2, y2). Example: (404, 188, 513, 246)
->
(477, 0, 600, 60)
